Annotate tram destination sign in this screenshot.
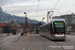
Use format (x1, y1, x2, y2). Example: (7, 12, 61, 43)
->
(54, 23, 64, 25)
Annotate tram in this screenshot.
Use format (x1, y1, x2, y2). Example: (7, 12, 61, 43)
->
(39, 19, 66, 40)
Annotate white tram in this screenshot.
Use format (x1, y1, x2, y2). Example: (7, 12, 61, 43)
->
(39, 19, 66, 40)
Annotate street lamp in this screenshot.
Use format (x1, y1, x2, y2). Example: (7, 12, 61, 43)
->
(42, 17, 45, 22)
(42, 17, 45, 24)
(24, 12, 27, 35)
(47, 11, 50, 23)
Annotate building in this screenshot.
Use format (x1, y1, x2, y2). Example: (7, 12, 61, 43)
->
(52, 13, 75, 24)
(3, 21, 22, 33)
(52, 16, 59, 19)
(52, 13, 75, 33)
(0, 23, 5, 33)
(18, 24, 24, 33)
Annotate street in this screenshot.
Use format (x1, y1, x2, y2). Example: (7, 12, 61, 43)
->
(0, 34, 20, 50)
(0, 33, 75, 50)
(0, 0, 75, 50)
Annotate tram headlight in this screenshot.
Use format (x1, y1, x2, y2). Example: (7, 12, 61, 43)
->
(55, 33, 57, 35)
(62, 33, 64, 35)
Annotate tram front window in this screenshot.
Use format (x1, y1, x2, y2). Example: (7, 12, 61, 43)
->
(54, 22, 65, 34)
(55, 27, 64, 32)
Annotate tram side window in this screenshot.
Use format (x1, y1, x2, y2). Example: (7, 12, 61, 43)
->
(50, 24, 53, 34)
(40, 28, 42, 33)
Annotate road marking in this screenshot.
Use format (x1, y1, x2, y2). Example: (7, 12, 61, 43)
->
(22, 36, 35, 50)
(1, 39, 13, 50)
(0, 36, 16, 43)
(22, 41, 32, 50)
(40, 37, 48, 50)
(28, 36, 35, 50)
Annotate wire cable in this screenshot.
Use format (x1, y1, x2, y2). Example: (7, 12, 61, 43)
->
(3, 0, 12, 14)
(36, 0, 40, 17)
(51, 0, 59, 11)
(1, 0, 13, 15)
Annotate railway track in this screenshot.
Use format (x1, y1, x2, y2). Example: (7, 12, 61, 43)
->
(39, 36, 48, 50)
(40, 35, 75, 50)
(54, 40, 74, 50)
(28, 36, 35, 50)
(2, 34, 75, 50)
(22, 36, 35, 50)
(23, 35, 48, 50)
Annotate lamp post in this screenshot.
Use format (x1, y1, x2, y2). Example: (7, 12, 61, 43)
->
(42, 17, 45, 22)
(47, 11, 50, 23)
(42, 17, 45, 24)
(24, 12, 27, 35)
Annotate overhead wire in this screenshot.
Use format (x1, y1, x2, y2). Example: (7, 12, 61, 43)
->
(68, 7, 75, 14)
(34, 0, 60, 21)
(1, 0, 13, 15)
(49, 0, 59, 22)
(51, 0, 59, 11)
(64, 2, 75, 14)
(0, 0, 8, 15)
(0, 0, 9, 13)
(3, 0, 12, 14)
(36, 0, 40, 17)
(0, 0, 7, 21)
(64, 7, 75, 14)
(35, 0, 59, 17)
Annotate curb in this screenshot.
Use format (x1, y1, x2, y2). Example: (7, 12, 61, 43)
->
(13, 33, 21, 42)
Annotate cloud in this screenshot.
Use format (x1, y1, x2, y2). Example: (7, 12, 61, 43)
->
(0, 0, 33, 7)
(1, 0, 75, 22)
(2, 2, 54, 14)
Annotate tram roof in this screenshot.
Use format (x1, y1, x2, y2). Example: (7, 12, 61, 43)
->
(40, 19, 65, 28)
(52, 19, 65, 22)
(40, 22, 51, 28)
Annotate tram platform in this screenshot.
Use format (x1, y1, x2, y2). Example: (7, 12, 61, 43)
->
(4, 34, 32, 50)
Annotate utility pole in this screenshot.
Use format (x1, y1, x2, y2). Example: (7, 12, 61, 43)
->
(49, 11, 54, 21)
(47, 12, 50, 23)
(47, 11, 54, 22)
(42, 17, 45, 24)
(42, 17, 45, 22)
(24, 12, 27, 35)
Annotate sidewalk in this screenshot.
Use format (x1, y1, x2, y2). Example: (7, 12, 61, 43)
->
(4, 34, 32, 50)
(0, 33, 13, 38)
(67, 32, 75, 35)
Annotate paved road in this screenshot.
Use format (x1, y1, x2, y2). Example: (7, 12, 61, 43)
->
(0, 35, 19, 50)
(1, 34, 75, 50)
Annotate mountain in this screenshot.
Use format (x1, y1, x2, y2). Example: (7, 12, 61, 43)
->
(0, 7, 42, 24)
(0, 7, 3, 12)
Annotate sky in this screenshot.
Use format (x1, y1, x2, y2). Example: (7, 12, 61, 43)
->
(0, 0, 75, 22)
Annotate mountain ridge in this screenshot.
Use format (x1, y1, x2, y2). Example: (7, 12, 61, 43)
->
(0, 7, 40, 24)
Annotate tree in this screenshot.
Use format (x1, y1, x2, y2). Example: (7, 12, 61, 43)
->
(38, 21, 43, 26)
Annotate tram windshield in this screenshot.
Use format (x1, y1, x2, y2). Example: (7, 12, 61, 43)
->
(54, 22, 65, 32)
